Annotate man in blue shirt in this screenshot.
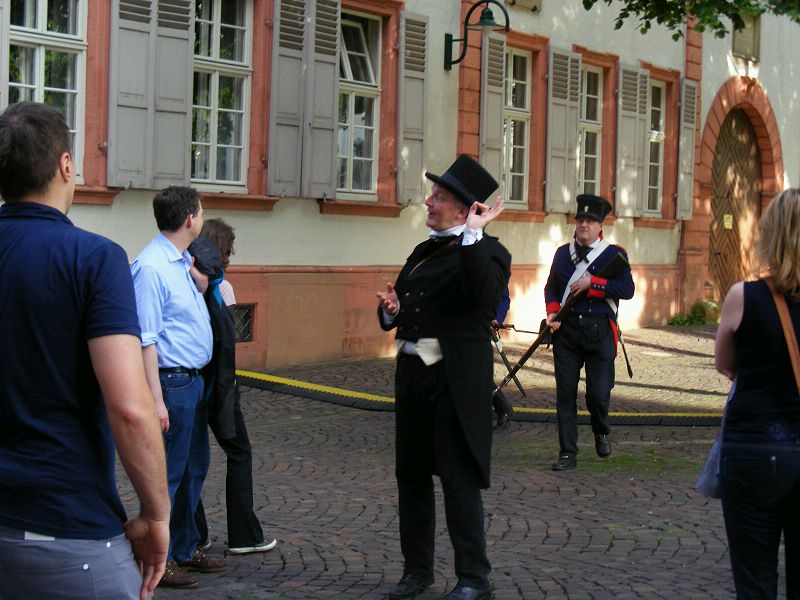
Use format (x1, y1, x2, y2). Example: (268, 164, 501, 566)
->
(132, 186, 223, 588)
(0, 101, 170, 600)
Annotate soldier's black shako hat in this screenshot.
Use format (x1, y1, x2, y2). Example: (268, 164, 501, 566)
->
(575, 194, 612, 223)
(425, 154, 498, 207)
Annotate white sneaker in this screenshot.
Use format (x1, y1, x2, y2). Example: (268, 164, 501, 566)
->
(227, 538, 277, 555)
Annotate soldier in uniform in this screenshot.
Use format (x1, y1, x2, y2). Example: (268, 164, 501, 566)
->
(377, 155, 511, 600)
(544, 194, 634, 471)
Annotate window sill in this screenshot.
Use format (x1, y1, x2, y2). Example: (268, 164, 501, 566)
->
(199, 192, 279, 211)
(496, 209, 546, 223)
(317, 198, 406, 218)
(634, 217, 677, 229)
(73, 186, 121, 205)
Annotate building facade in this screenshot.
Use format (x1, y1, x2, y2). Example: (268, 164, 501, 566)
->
(0, 0, 797, 369)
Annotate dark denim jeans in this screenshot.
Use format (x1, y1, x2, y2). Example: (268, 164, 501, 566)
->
(160, 372, 210, 563)
(721, 439, 800, 599)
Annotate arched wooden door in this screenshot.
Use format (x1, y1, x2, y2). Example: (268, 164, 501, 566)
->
(709, 109, 762, 300)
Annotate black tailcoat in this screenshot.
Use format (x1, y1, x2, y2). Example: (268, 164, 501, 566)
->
(379, 235, 511, 488)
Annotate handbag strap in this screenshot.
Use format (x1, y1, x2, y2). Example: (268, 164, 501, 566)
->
(766, 278, 800, 394)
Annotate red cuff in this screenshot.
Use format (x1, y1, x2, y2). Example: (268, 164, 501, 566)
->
(546, 301, 561, 315)
(587, 276, 607, 299)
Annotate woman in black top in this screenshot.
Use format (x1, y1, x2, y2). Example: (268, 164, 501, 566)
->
(715, 188, 800, 599)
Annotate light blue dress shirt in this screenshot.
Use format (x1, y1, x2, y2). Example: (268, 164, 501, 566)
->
(131, 233, 213, 369)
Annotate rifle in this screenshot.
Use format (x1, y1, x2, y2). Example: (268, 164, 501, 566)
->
(493, 252, 630, 396)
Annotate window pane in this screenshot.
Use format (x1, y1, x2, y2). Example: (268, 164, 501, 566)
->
(585, 71, 599, 96)
(650, 108, 662, 132)
(218, 76, 242, 110)
(512, 55, 526, 81)
(511, 81, 527, 109)
(511, 147, 525, 173)
(353, 96, 373, 127)
(342, 25, 366, 54)
(195, 20, 213, 57)
(511, 175, 524, 202)
(648, 188, 659, 211)
(337, 158, 347, 188)
(352, 159, 372, 190)
(9, 45, 36, 85)
(649, 141, 660, 163)
(338, 93, 349, 124)
(196, 0, 213, 20)
(48, 0, 77, 34)
(583, 157, 596, 181)
(217, 111, 241, 145)
(44, 50, 76, 90)
(192, 144, 210, 179)
(353, 127, 373, 158)
(584, 131, 597, 155)
(220, 0, 244, 26)
(583, 181, 596, 194)
(220, 26, 245, 62)
(193, 108, 211, 143)
(193, 72, 212, 106)
(43, 90, 75, 129)
(9, 86, 33, 103)
(216, 146, 241, 181)
(511, 120, 526, 146)
(10, 0, 36, 28)
(585, 97, 598, 122)
(649, 163, 660, 183)
(348, 54, 371, 83)
(337, 126, 348, 155)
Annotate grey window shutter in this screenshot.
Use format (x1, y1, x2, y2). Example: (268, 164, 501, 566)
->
(152, 0, 193, 188)
(302, 0, 339, 199)
(268, 0, 306, 197)
(108, 0, 192, 189)
(397, 12, 427, 205)
(0, 1, 9, 109)
(479, 32, 505, 191)
(546, 48, 580, 213)
(677, 79, 698, 220)
(108, 0, 155, 188)
(615, 66, 649, 217)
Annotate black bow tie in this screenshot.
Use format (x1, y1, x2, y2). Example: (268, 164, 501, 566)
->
(429, 234, 458, 243)
(574, 244, 591, 264)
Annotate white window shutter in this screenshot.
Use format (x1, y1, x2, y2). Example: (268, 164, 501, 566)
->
(108, 0, 155, 188)
(615, 66, 649, 217)
(479, 32, 505, 190)
(268, 0, 306, 197)
(152, 0, 193, 188)
(677, 79, 698, 220)
(546, 48, 580, 213)
(397, 12, 427, 205)
(302, 0, 339, 199)
(0, 1, 9, 109)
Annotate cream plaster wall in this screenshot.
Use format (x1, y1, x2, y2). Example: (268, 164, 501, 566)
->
(701, 14, 800, 189)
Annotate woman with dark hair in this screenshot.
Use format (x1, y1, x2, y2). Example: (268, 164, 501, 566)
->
(193, 218, 276, 556)
(714, 188, 800, 598)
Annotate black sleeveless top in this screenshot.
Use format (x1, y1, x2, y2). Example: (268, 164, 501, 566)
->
(725, 280, 800, 442)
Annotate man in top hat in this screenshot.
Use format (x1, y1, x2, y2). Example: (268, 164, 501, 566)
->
(377, 155, 511, 600)
(544, 194, 634, 471)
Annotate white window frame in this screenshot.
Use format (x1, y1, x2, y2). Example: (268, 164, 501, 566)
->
(5, 0, 87, 182)
(502, 48, 531, 207)
(336, 12, 381, 199)
(645, 80, 666, 213)
(191, 0, 253, 191)
(578, 65, 602, 195)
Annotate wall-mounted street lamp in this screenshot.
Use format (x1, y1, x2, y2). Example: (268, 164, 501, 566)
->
(444, 0, 511, 70)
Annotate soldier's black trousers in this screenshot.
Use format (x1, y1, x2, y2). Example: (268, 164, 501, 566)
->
(552, 313, 616, 456)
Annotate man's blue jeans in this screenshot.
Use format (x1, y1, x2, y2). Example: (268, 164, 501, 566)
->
(160, 372, 210, 563)
(721, 439, 800, 599)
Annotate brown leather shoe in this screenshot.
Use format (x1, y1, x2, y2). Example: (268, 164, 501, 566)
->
(178, 548, 227, 573)
(158, 560, 199, 588)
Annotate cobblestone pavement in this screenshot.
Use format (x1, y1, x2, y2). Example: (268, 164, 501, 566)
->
(118, 326, 778, 599)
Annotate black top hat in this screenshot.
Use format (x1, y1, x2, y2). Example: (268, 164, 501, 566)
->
(575, 194, 612, 223)
(425, 154, 498, 207)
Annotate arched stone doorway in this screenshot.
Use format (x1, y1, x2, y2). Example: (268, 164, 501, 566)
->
(708, 110, 762, 300)
(678, 76, 784, 312)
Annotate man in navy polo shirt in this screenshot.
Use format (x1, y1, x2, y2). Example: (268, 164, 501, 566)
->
(132, 186, 224, 588)
(0, 101, 170, 599)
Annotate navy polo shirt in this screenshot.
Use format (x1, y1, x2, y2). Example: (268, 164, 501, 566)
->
(0, 202, 141, 539)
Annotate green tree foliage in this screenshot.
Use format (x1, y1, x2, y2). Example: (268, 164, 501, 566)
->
(582, 0, 800, 39)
